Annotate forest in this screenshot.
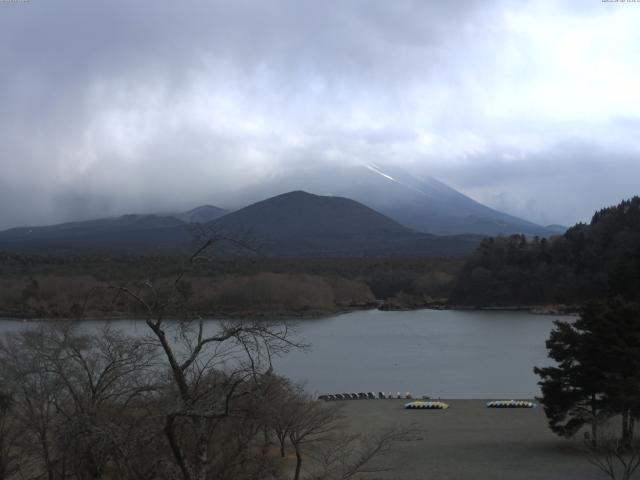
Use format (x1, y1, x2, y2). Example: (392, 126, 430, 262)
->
(1, 197, 639, 319)
(0, 254, 456, 319)
(452, 197, 640, 307)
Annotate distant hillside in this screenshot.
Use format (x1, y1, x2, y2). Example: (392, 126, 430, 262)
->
(0, 214, 192, 253)
(212, 190, 407, 237)
(226, 163, 559, 237)
(173, 205, 227, 223)
(545, 224, 568, 235)
(0, 203, 231, 254)
(209, 191, 480, 257)
(453, 196, 640, 306)
(0, 192, 480, 257)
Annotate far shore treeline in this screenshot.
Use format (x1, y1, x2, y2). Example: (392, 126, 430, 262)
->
(0, 196, 638, 320)
(454, 196, 640, 307)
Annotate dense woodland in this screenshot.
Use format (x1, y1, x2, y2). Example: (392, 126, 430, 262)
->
(0, 254, 457, 319)
(453, 197, 640, 307)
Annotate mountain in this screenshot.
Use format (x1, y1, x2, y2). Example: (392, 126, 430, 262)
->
(0, 203, 228, 253)
(354, 164, 559, 236)
(0, 214, 192, 253)
(173, 205, 227, 223)
(0, 192, 481, 257)
(226, 163, 559, 237)
(172, 205, 228, 223)
(0, 191, 480, 257)
(209, 191, 480, 257)
(544, 224, 568, 235)
(213, 190, 408, 238)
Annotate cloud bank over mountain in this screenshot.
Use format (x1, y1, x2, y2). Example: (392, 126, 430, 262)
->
(1, 0, 639, 229)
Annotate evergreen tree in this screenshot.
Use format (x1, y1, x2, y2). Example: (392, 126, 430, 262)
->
(454, 196, 640, 306)
(587, 300, 640, 446)
(535, 300, 640, 445)
(534, 312, 610, 444)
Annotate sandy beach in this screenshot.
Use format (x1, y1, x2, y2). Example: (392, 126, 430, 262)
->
(340, 399, 602, 480)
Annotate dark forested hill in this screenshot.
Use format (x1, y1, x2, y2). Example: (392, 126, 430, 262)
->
(212, 190, 409, 237)
(0, 191, 481, 257)
(0, 205, 229, 254)
(210, 191, 481, 257)
(0, 214, 193, 253)
(453, 197, 640, 306)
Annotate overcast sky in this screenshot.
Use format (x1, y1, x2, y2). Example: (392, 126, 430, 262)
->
(1, 0, 639, 229)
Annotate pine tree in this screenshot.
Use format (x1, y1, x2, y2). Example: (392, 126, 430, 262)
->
(535, 300, 640, 445)
(587, 300, 640, 446)
(534, 313, 610, 445)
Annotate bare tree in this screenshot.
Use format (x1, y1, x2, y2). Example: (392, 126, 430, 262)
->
(308, 427, 414, 480)
(287, 399, 345, 480)
(284, 396, 414, 480)
(0, 323, 160, 480)
(0, 391, 20, 480)
(0, 327, 67, 480)
(263, 375, 301, 458)
(98, 239, 305, 480)
(49, 324, 158, 480)
(586, 438, 640, 480)
(585, 424, 640, 480)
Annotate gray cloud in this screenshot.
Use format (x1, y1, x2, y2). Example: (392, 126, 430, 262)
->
(0, 0, 639, 229)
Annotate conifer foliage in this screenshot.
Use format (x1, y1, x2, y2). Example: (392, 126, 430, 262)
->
(535, 300, 640, 445)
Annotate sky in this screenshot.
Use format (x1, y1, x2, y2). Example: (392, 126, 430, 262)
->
(1, 0, 639, 229)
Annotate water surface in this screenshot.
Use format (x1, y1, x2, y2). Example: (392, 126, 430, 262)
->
(272, 309, 569, 398)
(0, 309, 570, 398)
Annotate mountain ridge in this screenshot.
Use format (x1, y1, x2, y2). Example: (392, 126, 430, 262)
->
(225, 163, 562, 237)
(208, 190, 480, 257)
(0, 191, 480, 257)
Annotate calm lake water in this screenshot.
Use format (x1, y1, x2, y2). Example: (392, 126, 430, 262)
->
(0, 309, 571, 398)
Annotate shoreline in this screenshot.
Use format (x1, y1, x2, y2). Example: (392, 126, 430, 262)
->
(0, 303, 579, 322)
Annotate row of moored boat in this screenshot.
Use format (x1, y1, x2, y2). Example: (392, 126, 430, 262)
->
(405, 401, 449, 409)
(319, 394, 536, 409)
(486, 400, 536, 408)
(404, 400, 537, 410)
(319, 392, 428, 401)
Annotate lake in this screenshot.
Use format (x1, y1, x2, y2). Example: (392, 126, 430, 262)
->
(0, 309, 571, 398)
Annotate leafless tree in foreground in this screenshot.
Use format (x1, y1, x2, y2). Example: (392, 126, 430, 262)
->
(307, 427, 414, 480)
(0, 391, 20, 480)
(263, 375, 413, 480)
(287, 397, 344, 480)
(0, 322, 160, 480)
(585, 427, 640, 480)
(94, 239, 306, 480)
(278, 391, 414, 480)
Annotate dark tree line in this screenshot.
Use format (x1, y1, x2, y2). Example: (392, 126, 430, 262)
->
(454, 197, 640, 306)
(0, 253, 461, 320)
